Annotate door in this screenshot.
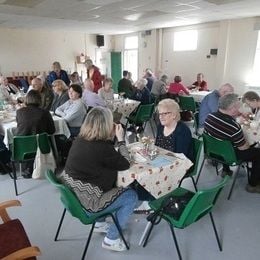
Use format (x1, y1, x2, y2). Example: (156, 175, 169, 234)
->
(111, 52, 122, 93)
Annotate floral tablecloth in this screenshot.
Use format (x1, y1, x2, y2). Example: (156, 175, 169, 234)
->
(113, 99, 141, 117)
(117, 143, 193, 198)
(242, 125, 260, 145)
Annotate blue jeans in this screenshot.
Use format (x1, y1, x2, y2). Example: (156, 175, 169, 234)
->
(87, 188, 138, 240)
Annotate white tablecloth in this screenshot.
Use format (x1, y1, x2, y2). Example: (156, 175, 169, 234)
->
(190, 90, 211, 102)
(117, 143, 193, 198)
(2, 115, 71, 146)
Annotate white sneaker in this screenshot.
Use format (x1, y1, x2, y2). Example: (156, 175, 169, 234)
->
(102, 238, 127, 252)
(93, 222, 110, 233)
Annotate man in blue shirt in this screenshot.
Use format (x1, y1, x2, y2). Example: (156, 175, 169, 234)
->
(199, 83, 234, 129)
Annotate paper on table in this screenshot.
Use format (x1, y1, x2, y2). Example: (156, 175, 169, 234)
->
(149, 156, 174, 167)
(133, 152, 147, 163)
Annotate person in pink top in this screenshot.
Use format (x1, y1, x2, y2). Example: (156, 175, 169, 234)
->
(168, 76, 190, 95)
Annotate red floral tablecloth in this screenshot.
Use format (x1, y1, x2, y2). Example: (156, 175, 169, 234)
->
(117, 143, 193, 198)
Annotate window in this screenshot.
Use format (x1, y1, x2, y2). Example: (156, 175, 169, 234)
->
(252, 32, 260, 84)
(124, 36, 138, 82)
(173, 30, 198, 51)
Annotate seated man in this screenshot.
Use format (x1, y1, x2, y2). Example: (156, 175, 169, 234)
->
(82, 79, 106, 108)
(199, 83, 234, 130)
(117, 70, 134, 98)
(189, 73, 208, 91)
(151, 74, 168, 99)
(204, 93, 260, 193)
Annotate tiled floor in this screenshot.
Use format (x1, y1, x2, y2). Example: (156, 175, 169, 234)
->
(1, 124, 260, 260)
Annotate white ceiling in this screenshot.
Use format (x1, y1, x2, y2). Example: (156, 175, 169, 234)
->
(0, 0, 260, 34)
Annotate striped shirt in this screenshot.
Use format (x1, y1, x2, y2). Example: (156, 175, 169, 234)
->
(204, 111, 246, 148)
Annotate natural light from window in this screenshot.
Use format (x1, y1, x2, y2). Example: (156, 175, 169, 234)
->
(173, 30, 198, 51)
(124, 35, 138, 82)
(246, 31, 260, 86)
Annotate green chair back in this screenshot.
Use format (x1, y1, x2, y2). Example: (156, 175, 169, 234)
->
(178, 96, 196, 113)
(177, 176, 229, 228)
(150, 176, 229, 229)
(12, 133, 51, 161)
(187, 137, 203, 177)
(202, 133, 239, 166)
(129, 103, 155, 124)
(45, 170, 102, 225)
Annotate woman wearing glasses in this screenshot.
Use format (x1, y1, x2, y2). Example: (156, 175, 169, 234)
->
(155, 98, 193, 160)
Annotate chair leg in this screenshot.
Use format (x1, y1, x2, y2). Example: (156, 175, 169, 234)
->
(55, 208, 66, 241)
(149, 120, 155, 138)
(11, 161, 18, 196)
(169, 224, 182, 260)
(209, 212, 222, 251)
(81, 222, 95, 260)
(227, 166, 241, 200)
(142, 221, 156, 247)
(110, 214, 130, 250)
(191, 176, 198, 191)
(195, 158, 205, 185)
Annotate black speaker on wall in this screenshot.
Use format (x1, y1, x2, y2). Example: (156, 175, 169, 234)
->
(210, 48, 218, 55)
(96, 35, 104, 47)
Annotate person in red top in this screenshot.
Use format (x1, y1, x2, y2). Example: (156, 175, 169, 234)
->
(190, 73, 208, 91)
(168, 76, 190, 95)
(85, 59, 102, 93)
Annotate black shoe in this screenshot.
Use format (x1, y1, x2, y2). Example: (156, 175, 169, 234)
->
(221, 169, 233, 177)
(22, 169, 32, 179)
(136, 126, 144, 134)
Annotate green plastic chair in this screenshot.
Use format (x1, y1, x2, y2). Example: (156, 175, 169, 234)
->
(178, 96, 197, 113)
(11, 133, 51, 196)
(196, 133, 249, 200)
(45, 170, 129, 260)
(126, 103, 155, 138)
(178, 137, 203, 191)
(143, 176, 230, 260)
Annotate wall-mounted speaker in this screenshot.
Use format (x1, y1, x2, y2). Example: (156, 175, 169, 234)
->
(96, 35, 104, 47)
(210, 48, 218, 55)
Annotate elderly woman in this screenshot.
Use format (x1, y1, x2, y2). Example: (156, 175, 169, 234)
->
(242, 91, 260, 121)
(168, 76, 190, 95)
(60, 107, 137, 251)
(131, 78, 152, 105)
(155, 98, 193, 159)
(15, 90, 55, 177)
(51, 79, 69, 111)
(0, 76, 20, 95)
(98, 78, 114, 108)
(55, 84, 86, 137)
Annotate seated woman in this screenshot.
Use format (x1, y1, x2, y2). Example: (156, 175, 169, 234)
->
(155, 98, 193, 160)
(60, 107, 138, 251)
(131, 78, 152, 105)
(242, 91, 260, 121)
(55, 84, 86, 138)
(189, 73, 208, 91)
(51, 79, 69, 112)
(15, 90, 55, 177)
(98, 78, 114, 109)
(168, 76, 190, 96)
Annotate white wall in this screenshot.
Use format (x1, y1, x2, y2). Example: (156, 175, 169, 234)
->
(113, 17, 260, 94)
(0, 28, 112, 77)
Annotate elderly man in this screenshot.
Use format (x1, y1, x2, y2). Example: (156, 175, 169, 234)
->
(118, 70, 133, 98)
(204, 93, 260, 193)
(132, 78, 152, 105)
(151, 74, 168, 98)
(82, 79, 105, 108)
(47, 61, 70, 86)
(31, 77, 54, 111)
(85, 59, 102, 93)
(199, 83, 234, 129)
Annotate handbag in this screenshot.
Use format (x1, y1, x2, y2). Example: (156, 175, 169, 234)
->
(32, 135, 56, 179)
(147, 191, 194, 224)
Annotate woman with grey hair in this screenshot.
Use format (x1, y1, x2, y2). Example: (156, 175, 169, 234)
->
(60, 107, 138, 251)
(131, 78, 152, 105)
(51, 79, 69, 111)
(155, 98, 193, 159)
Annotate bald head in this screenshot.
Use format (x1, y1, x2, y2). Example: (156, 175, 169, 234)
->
(218, 83, 234, 97)
(31, 77, 43, 92)
(84, 78, 94, 91)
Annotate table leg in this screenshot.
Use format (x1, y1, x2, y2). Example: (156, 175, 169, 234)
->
(138, 222, 152, 246)
(49, 135, 59, 165)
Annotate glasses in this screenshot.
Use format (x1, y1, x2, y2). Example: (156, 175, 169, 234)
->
(158, 112, 172, 117)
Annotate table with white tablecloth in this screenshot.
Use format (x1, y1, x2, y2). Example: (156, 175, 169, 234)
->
(190, 90, 211, 103)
